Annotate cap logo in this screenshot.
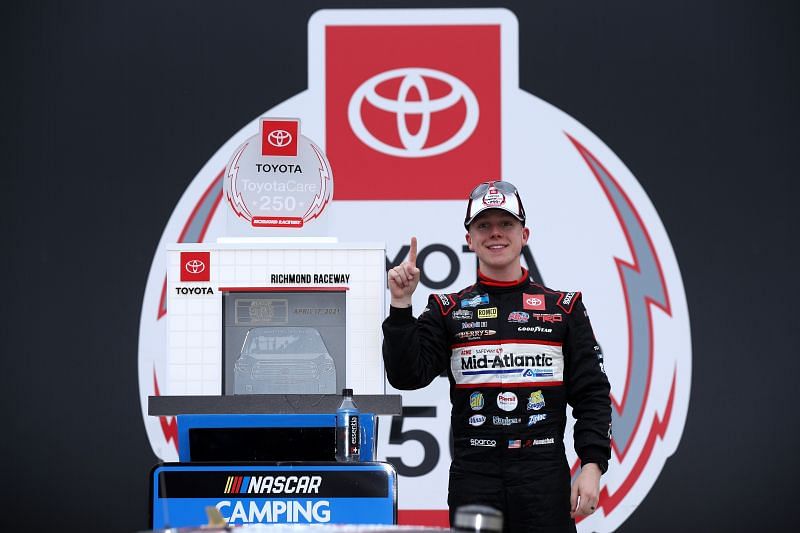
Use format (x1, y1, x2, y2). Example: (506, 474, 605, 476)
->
(482, 186, 506, 207)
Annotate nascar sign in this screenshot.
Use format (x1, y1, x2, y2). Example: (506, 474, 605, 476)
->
(151, 463, 396, 528)
(138, 8, 691, 531)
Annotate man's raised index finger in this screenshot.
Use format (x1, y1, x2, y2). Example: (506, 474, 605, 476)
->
(409, 237, 418, 265)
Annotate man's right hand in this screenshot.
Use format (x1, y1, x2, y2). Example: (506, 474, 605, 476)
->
(387, 237, 420, 308)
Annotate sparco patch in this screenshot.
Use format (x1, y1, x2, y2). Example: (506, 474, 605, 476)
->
(556, 291, 580, 313)
(434, 293, 457, 315)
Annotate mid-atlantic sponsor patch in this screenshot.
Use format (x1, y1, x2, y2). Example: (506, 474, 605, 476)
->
(461, 294, 490, 308)
(451, 343, 564, 388)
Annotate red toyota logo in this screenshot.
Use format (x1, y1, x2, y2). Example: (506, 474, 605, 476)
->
(523, 293, 545, 311)
(326, 24, 501, 199)
(260, 118, 299, 156)
(184, 259, 205, 274)
(348, 67, 478, 158)
(180, 252, 210, 282)
(267, 129, 293, 147)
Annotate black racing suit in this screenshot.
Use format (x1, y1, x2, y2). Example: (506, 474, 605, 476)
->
(382, 269, 611, 533)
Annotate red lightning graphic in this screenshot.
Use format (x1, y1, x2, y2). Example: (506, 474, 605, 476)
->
(303, 142, 332, 222)
(153, 366, 178, 448)
(226, 142, 253, 221)
(154, 171, 224, 450)
(566, 133, 679, 521)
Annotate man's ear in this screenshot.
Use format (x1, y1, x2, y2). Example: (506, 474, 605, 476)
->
(522, 227, 530, 245)
(465, 232, 474, 251)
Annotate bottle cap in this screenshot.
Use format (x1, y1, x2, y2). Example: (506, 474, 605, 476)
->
(342, 388, 353, 396)
(453, 505, 503, 532)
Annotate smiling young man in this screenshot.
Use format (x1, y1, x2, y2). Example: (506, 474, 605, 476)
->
(382, 180, 611, 533)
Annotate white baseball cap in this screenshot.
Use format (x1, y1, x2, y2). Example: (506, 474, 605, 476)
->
(464, 180, 526, 229)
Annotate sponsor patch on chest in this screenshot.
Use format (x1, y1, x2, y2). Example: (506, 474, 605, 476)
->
(450, 342, 564, 387)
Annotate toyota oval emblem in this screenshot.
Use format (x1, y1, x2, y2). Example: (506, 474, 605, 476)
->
(184, 259, 206, 274)
(267, 129, 293, 147)
(527, 297, 542, 306)
(347, 67, 479, 158)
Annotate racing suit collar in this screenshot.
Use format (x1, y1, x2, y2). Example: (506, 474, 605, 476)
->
(477, 267, 530, 289)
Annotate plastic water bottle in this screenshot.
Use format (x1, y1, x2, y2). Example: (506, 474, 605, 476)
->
(335, 388, 360, 462)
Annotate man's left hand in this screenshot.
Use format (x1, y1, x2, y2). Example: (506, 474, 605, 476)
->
(570, 463, 602, 519)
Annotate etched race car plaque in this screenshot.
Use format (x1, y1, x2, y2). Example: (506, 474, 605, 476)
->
(235, 298, 289, 326)
(223, 290, 347, 395)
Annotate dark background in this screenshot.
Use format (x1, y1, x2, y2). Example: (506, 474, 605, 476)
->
(3, 1, 797, 531)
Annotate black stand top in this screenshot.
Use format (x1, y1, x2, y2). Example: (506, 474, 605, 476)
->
(148, 394, 403, 416)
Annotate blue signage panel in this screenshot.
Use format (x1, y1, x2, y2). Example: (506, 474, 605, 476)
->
(150, 462, 396, 529)
(177, 413, 376, 462)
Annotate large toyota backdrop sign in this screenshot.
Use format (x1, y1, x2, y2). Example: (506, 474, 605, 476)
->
(138, 9, 691, 531)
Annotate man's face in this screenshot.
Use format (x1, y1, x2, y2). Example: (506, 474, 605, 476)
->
(465, 210, 530, 274)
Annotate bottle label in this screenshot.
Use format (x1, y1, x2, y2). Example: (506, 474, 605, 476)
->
(347, 414, 360, 456)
